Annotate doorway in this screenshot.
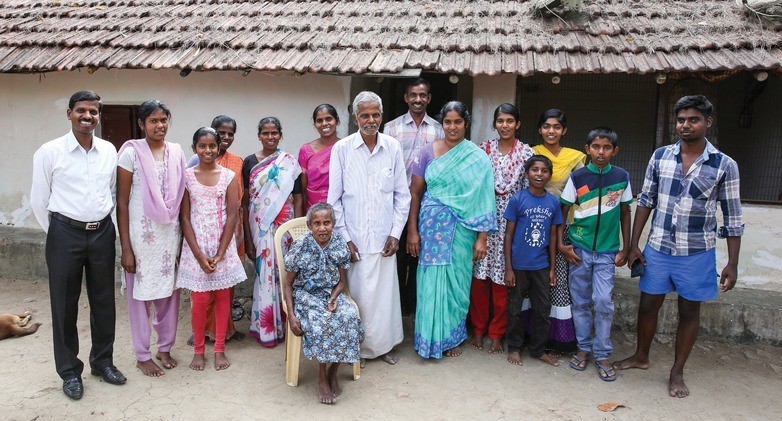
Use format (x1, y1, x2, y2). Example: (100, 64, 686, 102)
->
(100, 105, 141, 150)
(381, 73, 459, 124)
(348, 73, 472, 135)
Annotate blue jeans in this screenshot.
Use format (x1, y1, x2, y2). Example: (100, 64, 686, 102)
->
(568, 247, 616, 361)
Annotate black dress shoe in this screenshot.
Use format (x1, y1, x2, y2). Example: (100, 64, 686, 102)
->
(90, 365, 127, 385)
(63, 377, 83, 400)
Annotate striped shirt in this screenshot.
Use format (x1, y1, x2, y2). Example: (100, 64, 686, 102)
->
(637, 140, 743, 256)
(383, 112, 444, 185)
(327, 132, 411, 254)
(561, 163, 633, 253)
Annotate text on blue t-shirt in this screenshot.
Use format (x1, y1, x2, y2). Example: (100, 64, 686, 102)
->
(503, 189, 564, 271)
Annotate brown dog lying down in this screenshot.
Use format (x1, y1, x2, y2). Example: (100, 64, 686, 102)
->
(0, 311, 41, 340)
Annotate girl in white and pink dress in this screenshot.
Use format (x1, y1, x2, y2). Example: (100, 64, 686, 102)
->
(178, 128, 246, 371)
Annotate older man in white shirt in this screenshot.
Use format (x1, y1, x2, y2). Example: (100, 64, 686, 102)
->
(30, 90, 126, 400)
(328, 91, 411, 366)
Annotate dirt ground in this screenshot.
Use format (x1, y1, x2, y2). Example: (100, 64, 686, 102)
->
(1, 278, 781, 421)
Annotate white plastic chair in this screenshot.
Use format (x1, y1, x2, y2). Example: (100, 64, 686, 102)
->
(274, 217, 361, 387)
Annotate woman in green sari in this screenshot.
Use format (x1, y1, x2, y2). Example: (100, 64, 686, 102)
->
(407, 101, 497, 359)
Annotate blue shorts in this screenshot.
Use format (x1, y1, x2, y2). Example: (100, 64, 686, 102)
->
(638, 246, 718, 302)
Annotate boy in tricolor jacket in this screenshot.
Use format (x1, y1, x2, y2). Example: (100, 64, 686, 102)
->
(558, 127, 632, 382)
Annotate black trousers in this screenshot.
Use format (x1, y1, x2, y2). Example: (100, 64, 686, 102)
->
(506, 268, 551, 358)
(396, 225, 418, 316)
(46, 214, 116, 380)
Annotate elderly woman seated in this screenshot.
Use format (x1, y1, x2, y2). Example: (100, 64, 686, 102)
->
(283, 202, 364, 404)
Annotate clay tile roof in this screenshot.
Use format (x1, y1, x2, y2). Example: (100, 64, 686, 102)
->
(0, 0, 780, 75)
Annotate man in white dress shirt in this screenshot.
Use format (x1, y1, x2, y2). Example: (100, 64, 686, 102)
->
(31, 90, 126, 400)
(328, 91, 411, 366)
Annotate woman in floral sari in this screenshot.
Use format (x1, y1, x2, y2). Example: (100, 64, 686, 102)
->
(407, 102, 497, 359)
(242, 117, 302, 347)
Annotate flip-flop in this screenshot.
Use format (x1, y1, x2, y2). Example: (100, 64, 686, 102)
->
(595, 360, 617, 382)
(568, 353, 590, 371)
(232, 300, 244, 321)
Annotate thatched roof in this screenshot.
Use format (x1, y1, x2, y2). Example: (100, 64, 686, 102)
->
(0, 0, 780, 75)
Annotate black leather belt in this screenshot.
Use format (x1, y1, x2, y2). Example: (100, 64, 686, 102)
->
(51, 212, 109, 231)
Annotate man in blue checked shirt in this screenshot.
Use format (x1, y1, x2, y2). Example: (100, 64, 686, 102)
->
(612, 95, 743, 399)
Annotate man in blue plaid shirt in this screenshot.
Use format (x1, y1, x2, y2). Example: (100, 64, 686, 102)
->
(612, 95, 743, 398)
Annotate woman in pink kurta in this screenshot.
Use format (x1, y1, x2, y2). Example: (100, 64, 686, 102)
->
(297, 104, 341, 214)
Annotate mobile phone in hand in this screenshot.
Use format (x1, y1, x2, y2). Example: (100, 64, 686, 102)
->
(630, 259, 645, 278)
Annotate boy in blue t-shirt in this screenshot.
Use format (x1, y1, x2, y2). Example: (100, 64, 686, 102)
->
(559, 127, 632, 382)
(504, 155, 563, 367)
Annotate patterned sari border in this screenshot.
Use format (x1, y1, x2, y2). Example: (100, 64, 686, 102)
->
(414, 319, 467, 359)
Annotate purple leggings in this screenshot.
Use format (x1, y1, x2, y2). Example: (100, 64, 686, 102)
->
(125, 273, 180, 362)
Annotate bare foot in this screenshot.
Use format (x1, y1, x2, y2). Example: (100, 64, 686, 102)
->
(137, 359, 164, 377)
(317, 378, 335, 404)
(189, 354, 205, 371)
(669, 372, 689, 398)
(612, 355, 650, 371)
(538, 353, 560, 367)
(328, 364, 342, 397)
(360, 358, 366, 369)
(469, 334, 484, 350)
(444, 347, 462, 357)
(507, 351, 523, 366)
(547, 350, 562, 359)
(214, 352, 230, 371)
(381, 352, 399, 365)
(488, 338, 504, 354)
(156, 351, 178, 369)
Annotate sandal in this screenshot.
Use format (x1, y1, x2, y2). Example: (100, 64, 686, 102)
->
(232, 300, 244, 321)
(595, 360, 617, 382)
(568, 352, 590, 371)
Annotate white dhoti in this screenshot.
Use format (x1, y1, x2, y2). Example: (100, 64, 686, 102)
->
(347, 252, 404, 359)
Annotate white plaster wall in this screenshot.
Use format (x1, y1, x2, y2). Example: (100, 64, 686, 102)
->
(0, 69, 352, 227)
(612, 204, 782, 293)
(470, 74, 516, 144)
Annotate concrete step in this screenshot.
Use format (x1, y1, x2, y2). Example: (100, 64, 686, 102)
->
(0, 226, 255, 298)
(0, 226, 48, 281)
(2, 225, 780, 346)
(613, 279, 781, 346)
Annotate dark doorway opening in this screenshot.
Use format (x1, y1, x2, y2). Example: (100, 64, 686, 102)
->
(100, 105, 141, 150)
(348, 73, 472, 136)
(380, 73, 458, 126)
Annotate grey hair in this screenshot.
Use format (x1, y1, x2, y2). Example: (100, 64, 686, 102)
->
(306, 202, 335, 223)
(352, 91, 383, 117)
